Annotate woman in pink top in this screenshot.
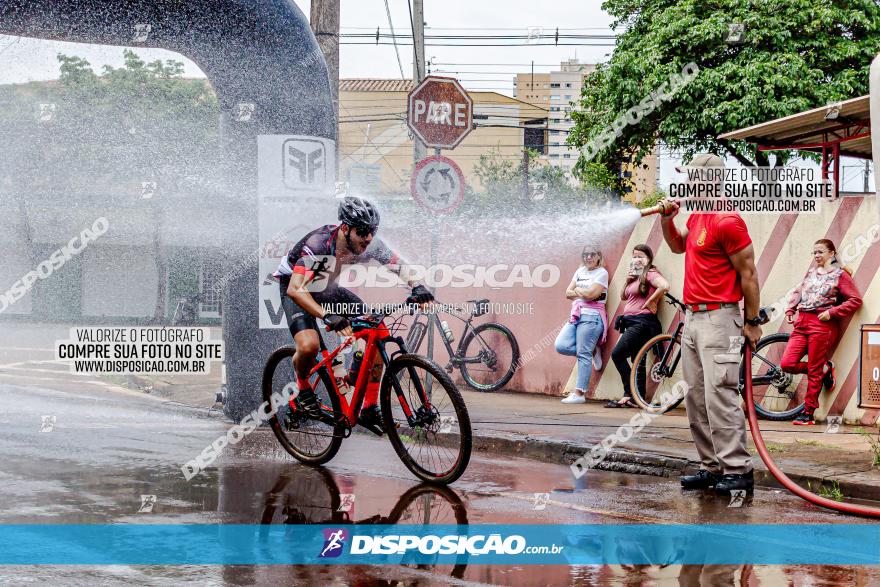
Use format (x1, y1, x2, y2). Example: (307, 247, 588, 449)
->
(781, 239, 862, 426)
(607, 244, 670, 408)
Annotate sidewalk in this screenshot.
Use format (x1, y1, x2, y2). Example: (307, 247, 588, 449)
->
(117, 366, 880, 502)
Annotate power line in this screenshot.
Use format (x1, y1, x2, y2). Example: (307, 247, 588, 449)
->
(339, 143, 575, 148)
(382, 0, 406, 79)
(341, 32, 616, 40)
(433, 71, 539, 76)
(339, 39, 617, 47)
(343, 42, 615, 47)
(430, 62, 566, 66)
(342, 112, 554, 122)
(342, 26, 614, 31)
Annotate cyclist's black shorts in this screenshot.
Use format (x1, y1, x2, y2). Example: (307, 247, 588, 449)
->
(277, 277, 366, 338)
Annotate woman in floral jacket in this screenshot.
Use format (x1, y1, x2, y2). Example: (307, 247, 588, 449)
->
(781, 239, 862, 426)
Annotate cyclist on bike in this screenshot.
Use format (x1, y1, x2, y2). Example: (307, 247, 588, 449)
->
(273, 196, 433, 429)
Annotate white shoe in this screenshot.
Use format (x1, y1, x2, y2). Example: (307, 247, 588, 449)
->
(561, 392, 586, 404)
(592, 348, 603, 371)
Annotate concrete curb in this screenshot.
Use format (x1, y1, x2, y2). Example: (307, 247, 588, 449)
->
(470, 430, 694, 478)
(468, 429, 880, 503)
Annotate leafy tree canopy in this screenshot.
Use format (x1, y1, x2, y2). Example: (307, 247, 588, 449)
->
(568, 0, 880, 191)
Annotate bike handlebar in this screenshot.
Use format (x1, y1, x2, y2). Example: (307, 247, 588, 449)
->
(323, 298, 434, 332)
(664, 292, 686, 311)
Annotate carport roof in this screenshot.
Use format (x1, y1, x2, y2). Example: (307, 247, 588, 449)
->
(717, 95, 871, 159)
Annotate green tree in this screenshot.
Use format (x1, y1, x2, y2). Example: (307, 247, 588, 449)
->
(464, 148, 608, 216)
(53, 50, 220, 188)
(568, 0, 880, 192)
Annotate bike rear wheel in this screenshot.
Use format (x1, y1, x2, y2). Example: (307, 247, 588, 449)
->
(459, 322, 520, 392)
(630, 333, 686, 413)
(380, 354, 472, 484)
(259, 467, 341, 525)
(742, 332, 805, 421)
(262, 346, 344, 465)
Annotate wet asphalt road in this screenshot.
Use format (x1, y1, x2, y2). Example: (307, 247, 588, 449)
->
(2, 366, 880, 585)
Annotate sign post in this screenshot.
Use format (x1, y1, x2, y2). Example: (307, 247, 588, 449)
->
(406, 76, 472, 372)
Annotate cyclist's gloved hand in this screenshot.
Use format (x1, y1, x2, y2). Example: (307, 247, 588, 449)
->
(323, 314, 350, 332)
(409, 284, 434, 304)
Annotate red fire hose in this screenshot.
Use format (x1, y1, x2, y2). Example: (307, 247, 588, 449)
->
(744, 341, 880, 517)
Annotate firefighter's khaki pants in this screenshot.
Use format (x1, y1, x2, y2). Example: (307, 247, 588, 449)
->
(681, 306, 753, 475)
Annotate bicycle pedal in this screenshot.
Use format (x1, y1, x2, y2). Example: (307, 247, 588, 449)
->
(358, 421, 384, 437)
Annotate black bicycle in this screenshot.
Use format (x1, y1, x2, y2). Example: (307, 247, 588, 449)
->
(405, 299, 520, 392)
(630, 293, 805, 420)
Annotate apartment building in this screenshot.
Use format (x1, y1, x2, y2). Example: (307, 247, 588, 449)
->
(514, 59, 657, 201)
(514, 59, 595, 174)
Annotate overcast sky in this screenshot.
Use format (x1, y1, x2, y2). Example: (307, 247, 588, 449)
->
(0, 0, 615, 94)
(0, 2, 869, 188)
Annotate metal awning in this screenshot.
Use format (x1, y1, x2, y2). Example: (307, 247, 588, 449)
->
(718, 95, 871, 197)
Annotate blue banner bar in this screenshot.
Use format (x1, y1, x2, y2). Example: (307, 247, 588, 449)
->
(1, 524, 878, 565)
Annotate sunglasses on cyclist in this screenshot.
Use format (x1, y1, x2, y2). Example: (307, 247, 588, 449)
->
(582, 252, 599, 259)
(353, 226, 377, 238)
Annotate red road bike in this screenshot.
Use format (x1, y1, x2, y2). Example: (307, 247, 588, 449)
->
(262, 301, 472, 484)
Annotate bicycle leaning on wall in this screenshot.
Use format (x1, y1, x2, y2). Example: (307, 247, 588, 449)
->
(405, 299, 520, 392)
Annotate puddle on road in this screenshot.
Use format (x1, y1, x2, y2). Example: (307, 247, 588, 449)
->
(3, 430, 880, 585)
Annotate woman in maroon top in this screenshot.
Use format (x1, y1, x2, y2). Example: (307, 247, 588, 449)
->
(607, 244, 670, 408)
(781, 239, 862, 426)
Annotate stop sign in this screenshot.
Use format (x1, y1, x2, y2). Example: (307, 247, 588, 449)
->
(407, 76, 473, 150)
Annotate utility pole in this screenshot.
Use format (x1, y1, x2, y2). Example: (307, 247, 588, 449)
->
(865, 159, 871, 193)
(530, 60, 534, 94)
(310, 0, 340, 175)
(411, 0, 426, 163)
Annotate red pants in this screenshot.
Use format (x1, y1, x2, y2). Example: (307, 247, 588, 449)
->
(779, 312, 839, 413)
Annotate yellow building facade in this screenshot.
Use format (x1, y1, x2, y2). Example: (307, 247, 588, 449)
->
(339, 79, 548, 195)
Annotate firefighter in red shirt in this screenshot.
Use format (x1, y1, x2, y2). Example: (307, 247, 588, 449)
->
(660, 154, 763, 495)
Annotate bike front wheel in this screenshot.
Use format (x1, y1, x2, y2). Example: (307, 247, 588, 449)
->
(630, 333, 686, 413)
(380, 354, 472, 484)
(742, 332, 805, 421)
(458, 322, 520, 392)
(387, 483, 469, 579)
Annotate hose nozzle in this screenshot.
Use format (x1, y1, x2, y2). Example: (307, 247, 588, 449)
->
(640, 200, 676, 217)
